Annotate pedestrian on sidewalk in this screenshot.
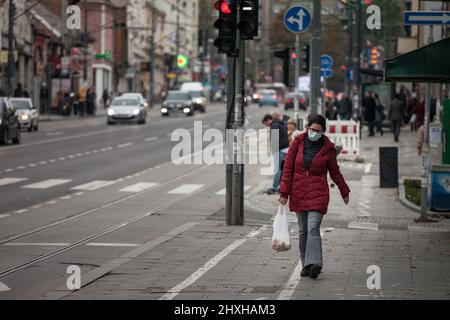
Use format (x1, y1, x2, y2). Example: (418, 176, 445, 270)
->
(374, 94, 385, 136)
(363, 91, 376, 137)
(102, 89, 110, 109)
(262, 114, 289, 195)
(279, 114, 350, 279)
(388, 94, 404, 142)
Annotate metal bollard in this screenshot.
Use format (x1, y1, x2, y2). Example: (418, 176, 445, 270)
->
(379, 147, 399, 188)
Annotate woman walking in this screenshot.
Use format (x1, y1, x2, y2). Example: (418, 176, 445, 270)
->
(279, 114, 350, 279)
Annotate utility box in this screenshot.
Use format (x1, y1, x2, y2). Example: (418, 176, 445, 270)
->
(428, 165, 450, 211)
(443, 99, 450, 165)
(380, 147, 398, 188)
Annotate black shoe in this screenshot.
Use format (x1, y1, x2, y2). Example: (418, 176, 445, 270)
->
(265, 188, 276, 195)
(301, 265, 312, 277)
(310, 264, 322, 279)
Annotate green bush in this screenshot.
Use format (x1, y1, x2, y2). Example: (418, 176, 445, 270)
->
(404, 179, 421, 207)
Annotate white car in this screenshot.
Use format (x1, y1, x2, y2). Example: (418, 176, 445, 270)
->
(120, 93, 149, 108)
(10, 98, 39, 132)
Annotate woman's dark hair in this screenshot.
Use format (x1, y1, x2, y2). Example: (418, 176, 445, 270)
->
(307, 114, 326, 132)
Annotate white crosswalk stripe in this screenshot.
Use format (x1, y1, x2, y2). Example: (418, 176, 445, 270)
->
(216, 185, 252, 195)
(71, 180, 116, 191)
(22, 179, 72, 189)
(119, 182, 159, 193)
(168, 184, 205, 194)
(0, 178, 28, 187)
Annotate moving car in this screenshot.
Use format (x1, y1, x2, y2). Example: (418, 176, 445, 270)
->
(284, 92, 308, 111)
(107, 97, 148, 125)
(10, 98, 39, 131)
(189, 91, 207, 113)
(120, 93, 149, 108)
(0, 98, 21, 145)
(258, 90, 279, 107)
(161, 91, 194, 117)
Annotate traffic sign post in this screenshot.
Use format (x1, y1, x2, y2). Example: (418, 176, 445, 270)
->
(284, 5, 311, 128)
(404, 11, 450, 25)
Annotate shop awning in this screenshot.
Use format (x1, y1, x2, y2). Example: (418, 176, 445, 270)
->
(384, 37, 450, 83)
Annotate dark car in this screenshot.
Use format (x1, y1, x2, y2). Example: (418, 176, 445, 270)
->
(161, 91, 194, 117)
(284, 92, 307, 111)
(0, 98, 21, 145)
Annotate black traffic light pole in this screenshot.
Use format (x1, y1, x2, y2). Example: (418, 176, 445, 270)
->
(7, 0, 15, 97)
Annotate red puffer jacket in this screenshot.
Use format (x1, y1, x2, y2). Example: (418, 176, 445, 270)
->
(280, 133, 350, 214)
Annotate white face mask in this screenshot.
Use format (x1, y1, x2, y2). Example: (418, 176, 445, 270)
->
(308, 129, 322, 142)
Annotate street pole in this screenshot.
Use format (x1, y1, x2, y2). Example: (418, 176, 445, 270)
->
(226, 55, 236, 225)
(7, 0, 15, 97)
(83, 0, 88, 84)
(310, 0, 321, 115)
(294, 34, 300, 128)
(149, 9, 156, 109)
(174, 0, 180, 88)
(419, 26, 435, 223)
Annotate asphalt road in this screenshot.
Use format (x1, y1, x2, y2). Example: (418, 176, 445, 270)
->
(0, 101, 305, 299)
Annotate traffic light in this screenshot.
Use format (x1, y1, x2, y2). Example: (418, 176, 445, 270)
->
(301, 43, 310, 73)
(370, 47, 379, 66)
(238, 0, 259, 40)
(213, 0, 237, 56)
(274, 48, 292, 87)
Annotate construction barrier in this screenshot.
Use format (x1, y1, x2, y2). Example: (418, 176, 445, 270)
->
(327, 120, 361, 160)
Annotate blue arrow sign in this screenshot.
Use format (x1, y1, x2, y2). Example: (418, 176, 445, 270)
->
(321, 55, 333, 70)
(321, 69, 333, 79)
(404, 11, 450, 25)
(284, 6, 312, 33)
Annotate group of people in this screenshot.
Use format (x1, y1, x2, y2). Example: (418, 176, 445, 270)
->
(0, 83, 31, 98)
(262, 111, 350, 280)
(324, 93, 353, 121)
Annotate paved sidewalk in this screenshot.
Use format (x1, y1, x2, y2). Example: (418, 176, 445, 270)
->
(40, 122, 450, 300)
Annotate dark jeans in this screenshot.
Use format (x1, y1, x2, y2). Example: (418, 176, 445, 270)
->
(368, 120, 375, 136)
(391, 120, 401, 140)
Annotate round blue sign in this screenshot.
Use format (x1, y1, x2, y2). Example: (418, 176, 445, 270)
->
(321, 55, 333, 70)
(284, 6, 312, 33)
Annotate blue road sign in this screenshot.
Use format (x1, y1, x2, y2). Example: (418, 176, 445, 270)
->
(404, 11, 450, 25)
(284, 6, 312, 33)
(321, 55, 333, 70)
(321, 69, 333, 79)
(346, 68, 354, 81)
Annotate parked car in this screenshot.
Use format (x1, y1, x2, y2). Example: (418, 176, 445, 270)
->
(120, 93, 149, 108)
(10, 98, 39, 131)
(161, 91, 194, 117)
(284, 92, 308, 111)
(258, 90, 279, 107)
(189, 91, 207, 113)
(107, 97, 148, 125)
(0, 98, 21, 145)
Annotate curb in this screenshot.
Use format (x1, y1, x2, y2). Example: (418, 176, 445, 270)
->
(40, 114, 106, 122)
(398, 177, 450, 218)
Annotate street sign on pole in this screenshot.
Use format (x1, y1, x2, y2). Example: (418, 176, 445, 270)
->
(404, 11, 450, 25)
(284, 5, 312, 33)
(320, 55, 333, 70)
(321, 69, 333, 78)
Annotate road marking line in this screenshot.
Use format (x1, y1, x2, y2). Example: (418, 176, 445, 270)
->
(60, 196, 73, 200)
(168, 184, 205, 194)
(23, 179, 72, 190)
(28, 163, 37, 167)
(278, 230, 326, 300)
(47, 200, 58, 205)
(68, 155, 75, 159)
(86, 243, 140, 247)
(49, 159, 57, 162)
(4, 169, 14, 172)
(39, 161, 48, 165)
(145, 137, 158, 142)
(32, 205, 43, 209)
(74, 192, 84, 196)
(348, 222, 379, 231)
(17, 166, 26, 170)
(76, 153, 84, 157)
(0, 281, 10, 292)
(160, 226, 264, 300)
(117, 142, 134, 149)
(14, 209, 28, 214)
(0, 214, 10, 219)
(408, 226, 447, 233)
(120, 183, 159, 193)
(4, 243, 69, 247)
(71, 180, 116, 191)
(0, 178, 28, 187)
(216, 185, 251, 195)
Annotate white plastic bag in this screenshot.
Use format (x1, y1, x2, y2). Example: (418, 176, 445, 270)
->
(271, 205, 291, 252)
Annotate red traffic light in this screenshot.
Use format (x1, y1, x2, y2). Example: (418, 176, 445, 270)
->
(291, 52, 297, 60)
(214, 0, 232, 14)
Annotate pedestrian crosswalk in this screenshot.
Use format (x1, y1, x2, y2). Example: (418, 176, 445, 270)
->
(71, 180, 116, 191)
(168, 184, 204, 194)
(22, 179, 72, 189)
(0, 178, 28, 187)
(119, 183, 159, 193)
